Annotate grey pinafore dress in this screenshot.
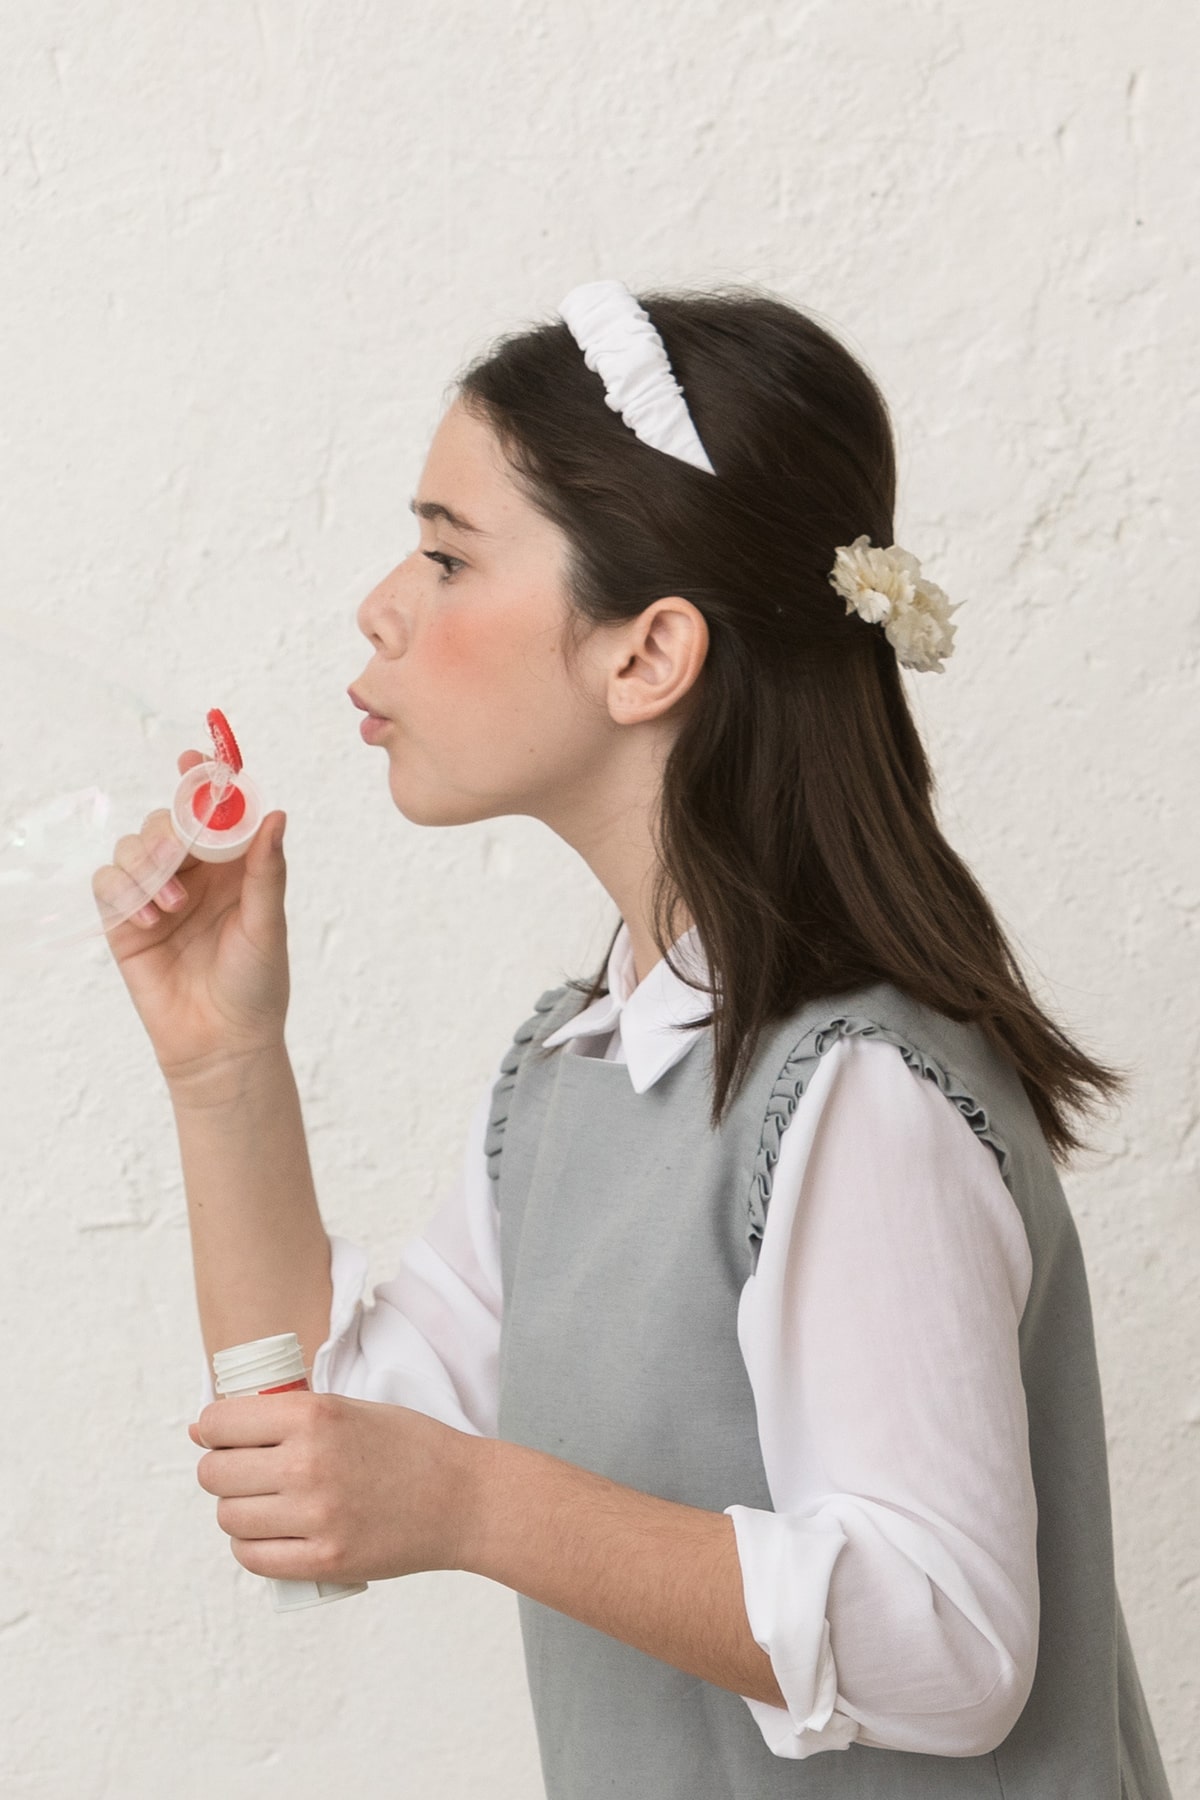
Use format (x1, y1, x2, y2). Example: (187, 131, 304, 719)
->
(484, 977, 1173, 1799)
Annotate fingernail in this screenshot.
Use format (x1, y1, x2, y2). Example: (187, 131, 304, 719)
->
(159, 879, 187, 906)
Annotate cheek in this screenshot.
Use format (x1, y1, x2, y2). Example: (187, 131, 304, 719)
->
(424, 609, 500, 684)
(425, 616, 522, 746)
(425, 604, 555, 716)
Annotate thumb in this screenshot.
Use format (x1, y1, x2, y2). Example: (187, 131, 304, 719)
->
(239, 810, 288, 929)
(253, 809, 287, 867)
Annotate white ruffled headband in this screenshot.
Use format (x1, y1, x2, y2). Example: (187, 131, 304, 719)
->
(557, 278, 964, 674)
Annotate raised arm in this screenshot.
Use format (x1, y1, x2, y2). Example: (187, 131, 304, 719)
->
(171, 1046, 334, 1378)
(192, 1068, 506, 1431)
(95, 786, 335, 1379)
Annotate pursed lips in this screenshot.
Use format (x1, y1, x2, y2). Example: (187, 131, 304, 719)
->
(347, 686, 389, 719)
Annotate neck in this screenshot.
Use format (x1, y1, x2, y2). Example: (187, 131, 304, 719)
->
(532, 737, 690, 992)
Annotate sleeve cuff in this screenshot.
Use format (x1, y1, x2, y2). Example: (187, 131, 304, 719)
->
(724, 1503, 860, 1758)
(309, 1233, 371, 1392)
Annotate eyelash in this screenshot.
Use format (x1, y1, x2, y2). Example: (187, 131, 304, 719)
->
(423, 550, 464, 583)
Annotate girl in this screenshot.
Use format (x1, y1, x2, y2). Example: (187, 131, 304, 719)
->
(100, 279, 1174, 1798)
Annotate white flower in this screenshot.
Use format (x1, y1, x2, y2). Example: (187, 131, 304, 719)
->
(828, 536, 963, 674)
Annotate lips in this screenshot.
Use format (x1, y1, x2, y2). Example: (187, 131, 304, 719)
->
(348, 686, 388, 719)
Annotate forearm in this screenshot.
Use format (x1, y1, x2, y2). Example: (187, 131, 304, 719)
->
(464, 1437, 786, 1710)
(169, 1046, 333, 1377)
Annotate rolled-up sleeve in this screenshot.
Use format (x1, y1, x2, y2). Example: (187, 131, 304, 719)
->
(725, 1033, 1039, 1759)
(196, 1073, 504, 1439)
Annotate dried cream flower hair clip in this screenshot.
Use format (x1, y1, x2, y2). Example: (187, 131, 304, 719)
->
(828, 537, 963, 674)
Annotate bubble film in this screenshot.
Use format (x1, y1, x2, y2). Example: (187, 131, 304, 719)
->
(0, 608, 221, 955)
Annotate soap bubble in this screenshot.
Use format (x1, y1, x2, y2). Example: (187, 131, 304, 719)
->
(0, 606, 224, 958)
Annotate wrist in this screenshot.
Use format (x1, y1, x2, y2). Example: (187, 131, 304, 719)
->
(454, 1431, 506, 1577)
(165, 1040, 290, 1111)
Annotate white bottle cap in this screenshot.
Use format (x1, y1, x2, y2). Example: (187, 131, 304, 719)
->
(212, 1331, 306, 1397)
(171, 762, 265, 864)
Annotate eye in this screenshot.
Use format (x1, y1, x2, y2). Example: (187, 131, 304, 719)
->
(423, 550, 464, 583)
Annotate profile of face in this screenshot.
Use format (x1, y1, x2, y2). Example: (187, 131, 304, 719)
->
(352, 397, 707, 842)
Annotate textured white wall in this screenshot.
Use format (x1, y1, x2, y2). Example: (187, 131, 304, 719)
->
(0, 2, 1195, 1795)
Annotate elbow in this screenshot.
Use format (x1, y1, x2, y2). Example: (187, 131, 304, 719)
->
(909, 1640, 1036, 1759)
(947, 1587, 1039, 1756)
(912, 1570, 1039, 1757)
(855, 1601, 1038, 1758)
(953, 1651, 1036, 1757)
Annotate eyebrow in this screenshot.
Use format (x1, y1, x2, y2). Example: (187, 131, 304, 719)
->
(408, 496, 489, 536)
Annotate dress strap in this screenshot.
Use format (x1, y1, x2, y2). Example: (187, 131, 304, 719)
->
(484, 985, 572, 1187)
(747, 1011, 1013, 1262)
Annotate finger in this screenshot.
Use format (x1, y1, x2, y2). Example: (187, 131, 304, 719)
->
(216, 1495, 300, 1540)
(139, 806, 190, 873)
(177, 748, 205, 775)
(235, 808, 288, 942)
(96, 824, 183, 915)
(98, 815, 195, 925)
(197, 1447, 284, 1499)
(196, 1392, 310, 1449)
(92, 837, 173, 927)
(230, 1535, 324, 1582)
(138, 807, 200, 894)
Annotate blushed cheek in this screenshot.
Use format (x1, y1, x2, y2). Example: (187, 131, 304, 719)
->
(427, 610, 529, 702)
(417, 613, 556, 797)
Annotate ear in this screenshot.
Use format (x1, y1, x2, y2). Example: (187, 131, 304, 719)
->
(611, 596, 708, 724)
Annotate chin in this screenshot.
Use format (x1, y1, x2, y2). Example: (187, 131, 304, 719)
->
(386, 781, 497, 830)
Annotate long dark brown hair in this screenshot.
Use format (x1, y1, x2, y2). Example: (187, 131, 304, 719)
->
(455, 283, 1129, 1163)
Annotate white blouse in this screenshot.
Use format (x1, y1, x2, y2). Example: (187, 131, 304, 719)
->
(199, 923, 1040, 1760)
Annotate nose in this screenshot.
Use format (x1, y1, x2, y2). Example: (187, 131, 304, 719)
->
(356, 561, 409, 651)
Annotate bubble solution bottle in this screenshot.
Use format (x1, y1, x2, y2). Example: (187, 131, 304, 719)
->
(210, 1331, 369, 1612)
(171, 708, 265, 866)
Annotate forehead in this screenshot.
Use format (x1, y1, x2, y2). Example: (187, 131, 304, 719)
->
(414, 398, 554, 546)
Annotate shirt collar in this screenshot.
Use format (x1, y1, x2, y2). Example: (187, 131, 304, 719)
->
(541, 920, 713, 1093)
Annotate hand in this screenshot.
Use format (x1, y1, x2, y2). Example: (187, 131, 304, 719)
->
(189, 1391, 486, 1586)
(95, 750, 291, 1088)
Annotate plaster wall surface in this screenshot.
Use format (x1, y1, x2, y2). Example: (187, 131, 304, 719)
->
(0, 3, 1195, 1796)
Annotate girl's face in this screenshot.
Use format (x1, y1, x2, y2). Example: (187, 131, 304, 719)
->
(353, 396, 687, 835)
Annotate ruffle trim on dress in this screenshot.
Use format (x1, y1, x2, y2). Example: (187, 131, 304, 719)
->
(747, 1013, 1014, 1253)
(484, 985, 571, 1186)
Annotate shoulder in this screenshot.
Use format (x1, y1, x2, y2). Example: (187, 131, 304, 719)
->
(764, 1028, 1034, 1313)
(748, 984, 1018, 1253)
(779, 981, 1016, 1181)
